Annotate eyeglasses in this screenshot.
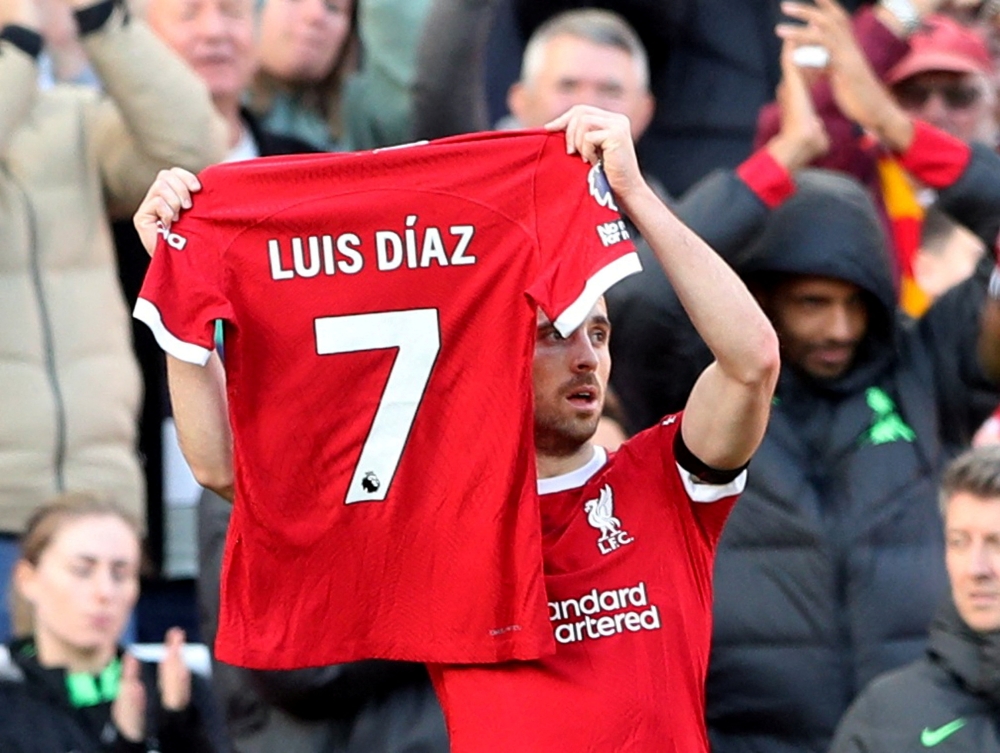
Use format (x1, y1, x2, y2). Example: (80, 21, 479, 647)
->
(893, 81, 984, 110)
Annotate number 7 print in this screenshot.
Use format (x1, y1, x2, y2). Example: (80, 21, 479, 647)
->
(314, 309, 441, 504)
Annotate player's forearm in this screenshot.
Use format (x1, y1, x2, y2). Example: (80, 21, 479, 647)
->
(167, 353, 234, 501)
(619, 185, 780, 387)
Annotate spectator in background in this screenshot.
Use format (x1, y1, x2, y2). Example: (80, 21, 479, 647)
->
(500, 8, 653, 142)
(0, 0, 225, 641)
(888, 13, 998, 147)
(947, 0, 1000, 127)
(412, 0, 872, 196)
(245, 0, 356, 151)
(756, 0, 995, 317)
(0, 493, 227, 752)
(340, 0, 433, 150)
(702, 5, 1000, 749)
(142, 0, 315, 158)
(829, 445, 1000, 752)
(885, 14, 997, 315)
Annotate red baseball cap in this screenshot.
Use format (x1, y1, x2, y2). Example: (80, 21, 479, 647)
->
(887, 14, 993, 85)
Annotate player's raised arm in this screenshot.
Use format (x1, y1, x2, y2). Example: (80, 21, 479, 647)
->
(134, 170, 234, 501)
(547, 106, 780, 470)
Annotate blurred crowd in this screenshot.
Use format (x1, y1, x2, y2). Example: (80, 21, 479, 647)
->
(2, 0, 1000, 750)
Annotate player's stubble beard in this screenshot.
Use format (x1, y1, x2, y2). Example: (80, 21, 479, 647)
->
(534, 375, 603, 458)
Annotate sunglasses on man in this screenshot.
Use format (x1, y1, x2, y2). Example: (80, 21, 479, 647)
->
(893, 80, 984, 110)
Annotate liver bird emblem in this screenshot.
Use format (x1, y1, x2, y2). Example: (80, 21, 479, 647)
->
(584, 485, 621, 539)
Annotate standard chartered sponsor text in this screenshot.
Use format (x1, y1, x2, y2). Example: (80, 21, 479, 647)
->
(549, 581, 661, 644)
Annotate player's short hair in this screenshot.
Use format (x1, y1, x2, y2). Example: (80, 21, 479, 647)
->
(939, 445, 1000, 515)
(520, 9, 650, 92)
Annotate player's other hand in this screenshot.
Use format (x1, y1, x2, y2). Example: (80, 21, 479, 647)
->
(544, 105, 646, 205)
(134, 167, 201, 257)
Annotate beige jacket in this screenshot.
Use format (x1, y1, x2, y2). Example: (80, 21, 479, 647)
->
(0, 7, 227, 532)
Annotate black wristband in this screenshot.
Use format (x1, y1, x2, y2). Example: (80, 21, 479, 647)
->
(0, 25, 43, 59)
(74, 0, 125, 36)
(673, 424, 748, 485)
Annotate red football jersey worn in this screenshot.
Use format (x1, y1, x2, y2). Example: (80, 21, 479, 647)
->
(429, 414, 744, 752)
(135, 129, 640, 667)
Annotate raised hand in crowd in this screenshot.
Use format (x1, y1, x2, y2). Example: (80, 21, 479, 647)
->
(111, 627, 204, 743)
(767, 36, 832, 170)
(112, 653, 146, 742)
(778, 0, 916, 150)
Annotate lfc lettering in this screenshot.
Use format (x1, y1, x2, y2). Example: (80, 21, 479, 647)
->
(268, 215, 476, 280)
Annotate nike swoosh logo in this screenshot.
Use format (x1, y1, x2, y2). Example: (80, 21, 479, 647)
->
(921, 718, 966, 747)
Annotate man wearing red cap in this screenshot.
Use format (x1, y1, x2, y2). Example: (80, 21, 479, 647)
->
(888, 14, 997, 146)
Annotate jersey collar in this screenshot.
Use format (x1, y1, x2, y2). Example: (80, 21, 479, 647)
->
(537, 446, 608, 495)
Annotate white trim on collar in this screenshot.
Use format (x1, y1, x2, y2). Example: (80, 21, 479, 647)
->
(537, 446, 608, 495)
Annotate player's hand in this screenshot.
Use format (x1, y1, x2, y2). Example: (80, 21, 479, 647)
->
(777, 0, 914, 151)
(158, 627, 191, 711)
(111, 653, 146, 743)
(767, 37, 831, 171)
(545, 105, 645, 205)
(133, 167, 201, 257)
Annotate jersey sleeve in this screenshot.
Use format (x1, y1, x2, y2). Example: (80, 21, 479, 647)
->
(133, 210, 232, 366)
(527, 133, 642, 336)
(656, 413, 745, 547)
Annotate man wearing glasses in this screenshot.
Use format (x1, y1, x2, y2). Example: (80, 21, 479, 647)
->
(888, 13, 998, 147)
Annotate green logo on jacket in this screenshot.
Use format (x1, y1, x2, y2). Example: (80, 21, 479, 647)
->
(921, 718, 966, 747)
(860, 387, 915, 446)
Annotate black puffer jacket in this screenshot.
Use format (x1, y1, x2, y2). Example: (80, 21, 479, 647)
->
(707, 167, 1000, 753)
(0, 639, 228, 753)
(829, 601, 1000, 753)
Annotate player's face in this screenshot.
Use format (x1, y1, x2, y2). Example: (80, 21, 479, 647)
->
(146, 0, 257, 108)
(763, 275, 868, 381)
(16, 515, 140, 663)
(945, 491, 1000, 633)
(533, 300, 612, 456)
(509, 34, 653, 139)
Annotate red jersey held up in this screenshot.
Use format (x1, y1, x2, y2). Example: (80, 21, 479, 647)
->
(430, 415, 744, 752)
(134, 129, 641, 668)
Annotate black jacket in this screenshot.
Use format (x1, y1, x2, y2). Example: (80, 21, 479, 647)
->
(829, 602, 1000, 753)
(706, 164, 1000, 753)
(0, 639, 227, 753)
